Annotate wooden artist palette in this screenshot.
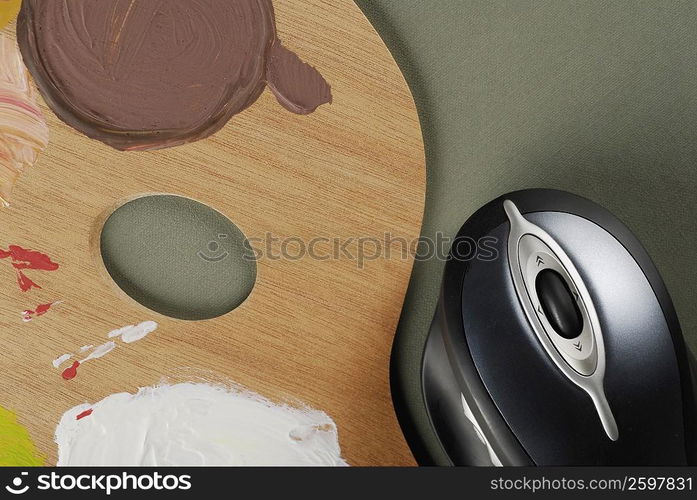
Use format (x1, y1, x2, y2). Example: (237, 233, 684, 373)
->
(0, 0, 425, 465)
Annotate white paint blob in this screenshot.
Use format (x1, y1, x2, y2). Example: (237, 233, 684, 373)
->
(52, 353, 71, 369)
(107, 321, 158, 344)
(55, 383, 348, 466)
(80, 341, 116, 363)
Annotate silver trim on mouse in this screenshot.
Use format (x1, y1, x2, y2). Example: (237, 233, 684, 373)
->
(504, 199, 619, 441)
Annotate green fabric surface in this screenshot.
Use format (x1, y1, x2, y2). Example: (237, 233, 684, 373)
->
(356, 0, 697, 464)
(100, 195, 256, 321)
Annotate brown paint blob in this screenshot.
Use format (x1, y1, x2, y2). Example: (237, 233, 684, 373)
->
(267, 42, 333, 115)
(17, 0, 332, 151)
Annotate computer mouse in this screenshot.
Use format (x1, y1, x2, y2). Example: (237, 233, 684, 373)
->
(420, 189, 697, 465)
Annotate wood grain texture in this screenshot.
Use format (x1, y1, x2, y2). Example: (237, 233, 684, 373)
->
(0, 0, 424, 466)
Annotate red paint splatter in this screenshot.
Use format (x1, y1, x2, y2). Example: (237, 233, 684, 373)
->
(0, 245, 59, 292)
(22, 301, 60, 322)
(61, 360, 80, 380)
(76, 408, 93, 420)
(16, 271, 40, 292)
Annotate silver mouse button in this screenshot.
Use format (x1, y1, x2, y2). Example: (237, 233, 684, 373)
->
(504, 199, 618, 441)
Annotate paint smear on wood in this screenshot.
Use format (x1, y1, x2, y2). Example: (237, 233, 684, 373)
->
(53, 321, 158, 379)
(80, 341, 116, 363)
(266, 42, 332, 115)
(61, 361, 79, 380)
(55, 382, 347, 466)
(22, 300, 61, 322)
(0, 245, 59, 291)
(59, 342, 115, 380)
(0, 405, 44, 466)
(52, 353, 71, 369)
(107, 321, 158, 344)
(18, 0, 331, 151)
(0, 33, 49, 206)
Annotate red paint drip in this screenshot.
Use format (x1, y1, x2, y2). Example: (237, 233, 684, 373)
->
(61, 361, 80, 380)
(76, 408, 93, 420)
(0, 245, 59, 292)
(16, 271, 40, 292)
(22, 301, 59, 322)
(35, 302, 53, 315)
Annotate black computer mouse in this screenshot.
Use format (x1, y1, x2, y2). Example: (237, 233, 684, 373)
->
(420, 189, 697, 465)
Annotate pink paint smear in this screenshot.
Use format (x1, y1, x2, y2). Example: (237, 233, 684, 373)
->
(0, 245, 59, 291)
(22, 300, 62, 322)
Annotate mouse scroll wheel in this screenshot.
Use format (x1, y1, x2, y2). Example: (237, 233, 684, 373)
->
(535, 269, 583, 340)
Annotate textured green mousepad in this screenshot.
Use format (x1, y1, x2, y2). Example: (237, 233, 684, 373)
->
(356, 0, 697, 464)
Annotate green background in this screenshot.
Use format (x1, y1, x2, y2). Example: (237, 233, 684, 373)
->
(356, 0, 697, 464)
(100, 1, 697, 464)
